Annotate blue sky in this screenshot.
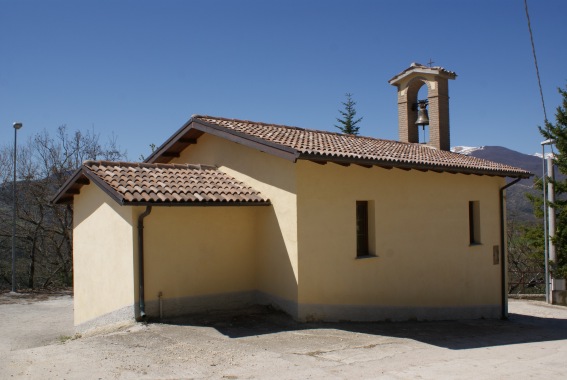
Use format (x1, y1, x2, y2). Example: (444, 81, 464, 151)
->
(1, 0, 566, 160)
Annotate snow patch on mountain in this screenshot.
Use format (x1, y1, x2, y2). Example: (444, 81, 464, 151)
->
(533, 152, 555, 159)
(451, 146, 484, 155)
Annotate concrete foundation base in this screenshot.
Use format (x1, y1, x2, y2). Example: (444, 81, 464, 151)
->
(76, 292, 508, 331)
(144, 291, 501, 322)
(75, 304, 135, 333)
(297, 303, 501, 322)
(552, 290, 567, 306)
(144, 291, 258, 319)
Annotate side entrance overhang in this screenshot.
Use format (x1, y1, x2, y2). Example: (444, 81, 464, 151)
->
(53, 160, 273, 329)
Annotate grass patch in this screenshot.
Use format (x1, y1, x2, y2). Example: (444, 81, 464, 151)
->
(58, 333, 81, 343)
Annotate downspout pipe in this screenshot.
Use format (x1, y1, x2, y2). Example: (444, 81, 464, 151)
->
(137, 206, 152, 320)
(499, 178, 522, 320)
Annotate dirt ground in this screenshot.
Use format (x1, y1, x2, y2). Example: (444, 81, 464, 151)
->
(1, 293, 566, 379)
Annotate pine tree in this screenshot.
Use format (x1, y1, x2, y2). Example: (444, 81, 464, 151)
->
(335, 93, 363, 135)
(539, 84, 567, 279)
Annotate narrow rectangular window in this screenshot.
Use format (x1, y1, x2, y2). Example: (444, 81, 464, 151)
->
(356, 201, 369, 257)
(469, 201, 481, 245)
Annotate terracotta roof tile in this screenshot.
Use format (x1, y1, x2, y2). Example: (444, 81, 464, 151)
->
(190, 115, 531, 178)
(79, 161, 269, 205)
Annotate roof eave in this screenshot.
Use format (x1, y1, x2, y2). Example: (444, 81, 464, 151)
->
(388, 67, 457, 86)
(192, 118, 300, 162)
(51, 167, 84, 205)
(297, 153, 532, 179)
(51, 165, 127, 205)
(120, 200, 272, 207)
(146, 116, 301, 164)
(144, 117, 196, 164)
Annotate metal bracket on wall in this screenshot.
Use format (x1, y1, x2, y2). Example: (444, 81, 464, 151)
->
(493, 245, 500, 265)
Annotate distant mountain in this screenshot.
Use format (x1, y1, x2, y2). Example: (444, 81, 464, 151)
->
(455, 146, 543, 179)
(452, 145, 553, 224)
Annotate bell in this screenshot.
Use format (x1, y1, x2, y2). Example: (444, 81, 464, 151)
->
(415, 101, 430, 126)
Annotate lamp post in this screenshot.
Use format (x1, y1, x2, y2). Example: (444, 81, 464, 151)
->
(11, 122, 22, 294)
(541, 138, 555, 303)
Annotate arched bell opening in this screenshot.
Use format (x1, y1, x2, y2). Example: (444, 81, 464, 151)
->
(405, 77, 431, 145)
(415, 85, 430, 144)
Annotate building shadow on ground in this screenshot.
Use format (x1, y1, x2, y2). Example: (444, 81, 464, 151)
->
(154, 305, 567, 350)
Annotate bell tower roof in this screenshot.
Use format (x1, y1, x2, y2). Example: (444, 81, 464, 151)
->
(388, 62, 457, 86)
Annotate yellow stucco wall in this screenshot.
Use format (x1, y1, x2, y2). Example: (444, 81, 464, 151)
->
(142, 206, 257, 303)
(73, 184, 136, 325)
(296, 161, 505, 319)
(72, 129, 510, 324)
(173, 133, 299, 310)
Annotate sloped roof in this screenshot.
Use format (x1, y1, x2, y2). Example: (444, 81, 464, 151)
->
(388, 62, 457, 84)
(52, 161, 270, 206)
(146, 115, 532, 179)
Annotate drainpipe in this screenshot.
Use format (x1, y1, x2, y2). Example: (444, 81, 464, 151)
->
(499, 178, 522, 320)
(137, 206, 152, 320)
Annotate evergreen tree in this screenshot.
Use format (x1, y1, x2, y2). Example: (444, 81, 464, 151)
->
(335, 93, 363, 135)
(539, 84, 567, 279)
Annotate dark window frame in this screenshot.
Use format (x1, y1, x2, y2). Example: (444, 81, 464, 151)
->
(356, 201, 370, 257)
(469, 200, 481, 245)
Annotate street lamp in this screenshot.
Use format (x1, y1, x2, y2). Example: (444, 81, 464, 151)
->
(11, 122, 22, 294)
(541, 138, 555, 303)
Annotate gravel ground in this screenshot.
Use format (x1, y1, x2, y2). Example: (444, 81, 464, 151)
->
(1, 292, 566, 379)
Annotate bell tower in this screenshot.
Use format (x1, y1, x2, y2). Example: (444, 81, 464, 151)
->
(388, 63, 457, 151)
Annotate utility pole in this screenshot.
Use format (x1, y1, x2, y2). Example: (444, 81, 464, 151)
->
(541, 139, 554, 303)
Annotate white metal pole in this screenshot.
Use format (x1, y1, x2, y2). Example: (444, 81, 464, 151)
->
(547, 156, 556, 300)
(542, 145, 549, 303)
(11, 122, 22, 293)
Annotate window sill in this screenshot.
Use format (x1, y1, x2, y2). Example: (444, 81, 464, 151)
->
(356, 255, 378, 260)
(469, 243, 482, 247)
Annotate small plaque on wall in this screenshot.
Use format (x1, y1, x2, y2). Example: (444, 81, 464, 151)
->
(493, 245, 499, 265)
